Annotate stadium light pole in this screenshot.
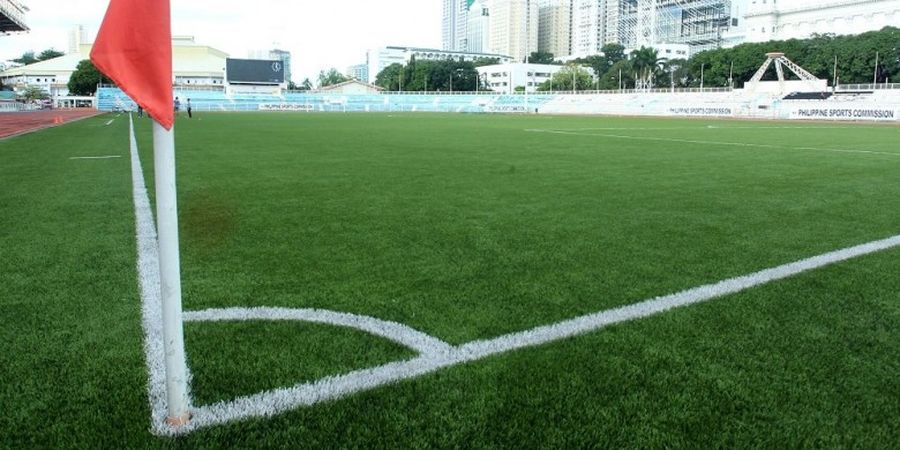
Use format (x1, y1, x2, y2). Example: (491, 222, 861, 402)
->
(670, 67, 675, 93)
(450, 68, 463, 94)
(873, 51, 879, 85)
(572, 65, 576, 93)
(524, 0, 530, 114)
(729, 61, 734, 89)
(833, 55, 838, 92)
(700, 63, 705, 91)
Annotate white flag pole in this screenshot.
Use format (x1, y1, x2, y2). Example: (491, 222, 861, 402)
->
(152, 120, 190, 426)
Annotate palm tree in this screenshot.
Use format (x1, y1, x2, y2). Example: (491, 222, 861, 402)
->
(630, 47, 666, 90)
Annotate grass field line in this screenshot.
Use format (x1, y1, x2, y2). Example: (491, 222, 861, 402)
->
(524, 128, 900, 157)
(177, 232, 900, 435)
(548, 126, 890, 131)
(69, 155, 122, 160)
(183, 307, 455, 356)
(128, 118, 900, 435)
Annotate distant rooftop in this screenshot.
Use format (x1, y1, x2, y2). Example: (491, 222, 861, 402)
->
(384, 46, 512, 60)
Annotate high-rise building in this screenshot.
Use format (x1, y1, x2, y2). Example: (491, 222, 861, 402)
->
(605, 0, 731, 52)
(490, 0, 539, 62)
(269, 49, 292, 84)
(68, 25, 88, 54)
(443, 0, 472, 50)
(466, 0, 491, 53)
(570, 0, 606, 57)
(538, 0, 571, 58)
(346, 64, 369, 82)
(456, 0, 471, 50)
(463, 1, 743, 61)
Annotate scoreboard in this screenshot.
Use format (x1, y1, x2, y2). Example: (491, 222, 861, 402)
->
(226, 58, 285, 84)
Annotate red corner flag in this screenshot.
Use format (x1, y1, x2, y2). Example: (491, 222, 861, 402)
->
(91, 0, 174, 129)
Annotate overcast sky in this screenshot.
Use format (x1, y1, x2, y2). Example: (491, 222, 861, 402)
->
(2, 0, 442, 81)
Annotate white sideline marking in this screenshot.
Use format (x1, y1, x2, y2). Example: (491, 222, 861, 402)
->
(184, 307, 454, 356)
(557, 126, 890, 131)
(128, 117, 900, 435)
(70, 155, 122, 160)
(106, 119, 115, 126)
(524, 128, 900, 157)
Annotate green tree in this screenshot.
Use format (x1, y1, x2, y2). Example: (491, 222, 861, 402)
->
(375, 60, 479, 92)
(537, 65, 594, 92)
(375, 63, 405, 91)
(601, 43, 626, 63)
(681, 26, 899, 88)
(472, 57, 500, 67)
(657, 58, 689, 88)
(527, 51, 556, 64)
(12, 51, 37, 65)
(630, 46, 665, 89)
(301, 78, 313, 90)
(317, 68, 349, 88)
(431, 61, 478, 91)
(573, 54, 612, 82)
(20, 85, 49, 101)
(597, 59, 633, 90)
(38, 49, 65, 61)
(67, 60, 106, 96)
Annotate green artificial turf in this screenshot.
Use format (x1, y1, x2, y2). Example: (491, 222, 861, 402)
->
(1, 112, 898, 448)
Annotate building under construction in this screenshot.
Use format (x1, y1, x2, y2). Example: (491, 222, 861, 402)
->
(607, 0, 731, 52)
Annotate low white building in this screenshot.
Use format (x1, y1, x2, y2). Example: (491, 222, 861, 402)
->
(648, 43, 691, 61)
(366, 46, 513, 83)
(743, 0, 900, 43)
(0, 36, 228, 98)
(478, 62, 593, 93)
(0, 52, 83, 98)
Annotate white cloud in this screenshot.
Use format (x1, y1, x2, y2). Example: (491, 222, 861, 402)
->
(2, 0, 442, 81)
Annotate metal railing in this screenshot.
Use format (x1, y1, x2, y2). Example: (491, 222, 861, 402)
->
(377, 87, 734, 95)
(836, 83, 900, 91)
(173, 85, 225, 92)
(97, 84, 737, 97)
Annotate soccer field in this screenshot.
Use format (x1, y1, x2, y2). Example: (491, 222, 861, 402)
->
(2, 112, 899, 447)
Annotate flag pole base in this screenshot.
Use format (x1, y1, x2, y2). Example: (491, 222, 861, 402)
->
(166, 413, 191, 427)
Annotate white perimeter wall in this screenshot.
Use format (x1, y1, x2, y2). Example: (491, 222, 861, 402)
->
(538, 89, 900, 122)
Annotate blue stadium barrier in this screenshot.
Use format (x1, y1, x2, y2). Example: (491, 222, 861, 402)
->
(97, 87, 554, 114)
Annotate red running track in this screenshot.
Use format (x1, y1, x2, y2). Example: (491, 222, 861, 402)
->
(0, 109, 104, 139)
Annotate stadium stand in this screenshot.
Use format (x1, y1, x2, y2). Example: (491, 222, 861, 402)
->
(97, 86, 900, 122)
